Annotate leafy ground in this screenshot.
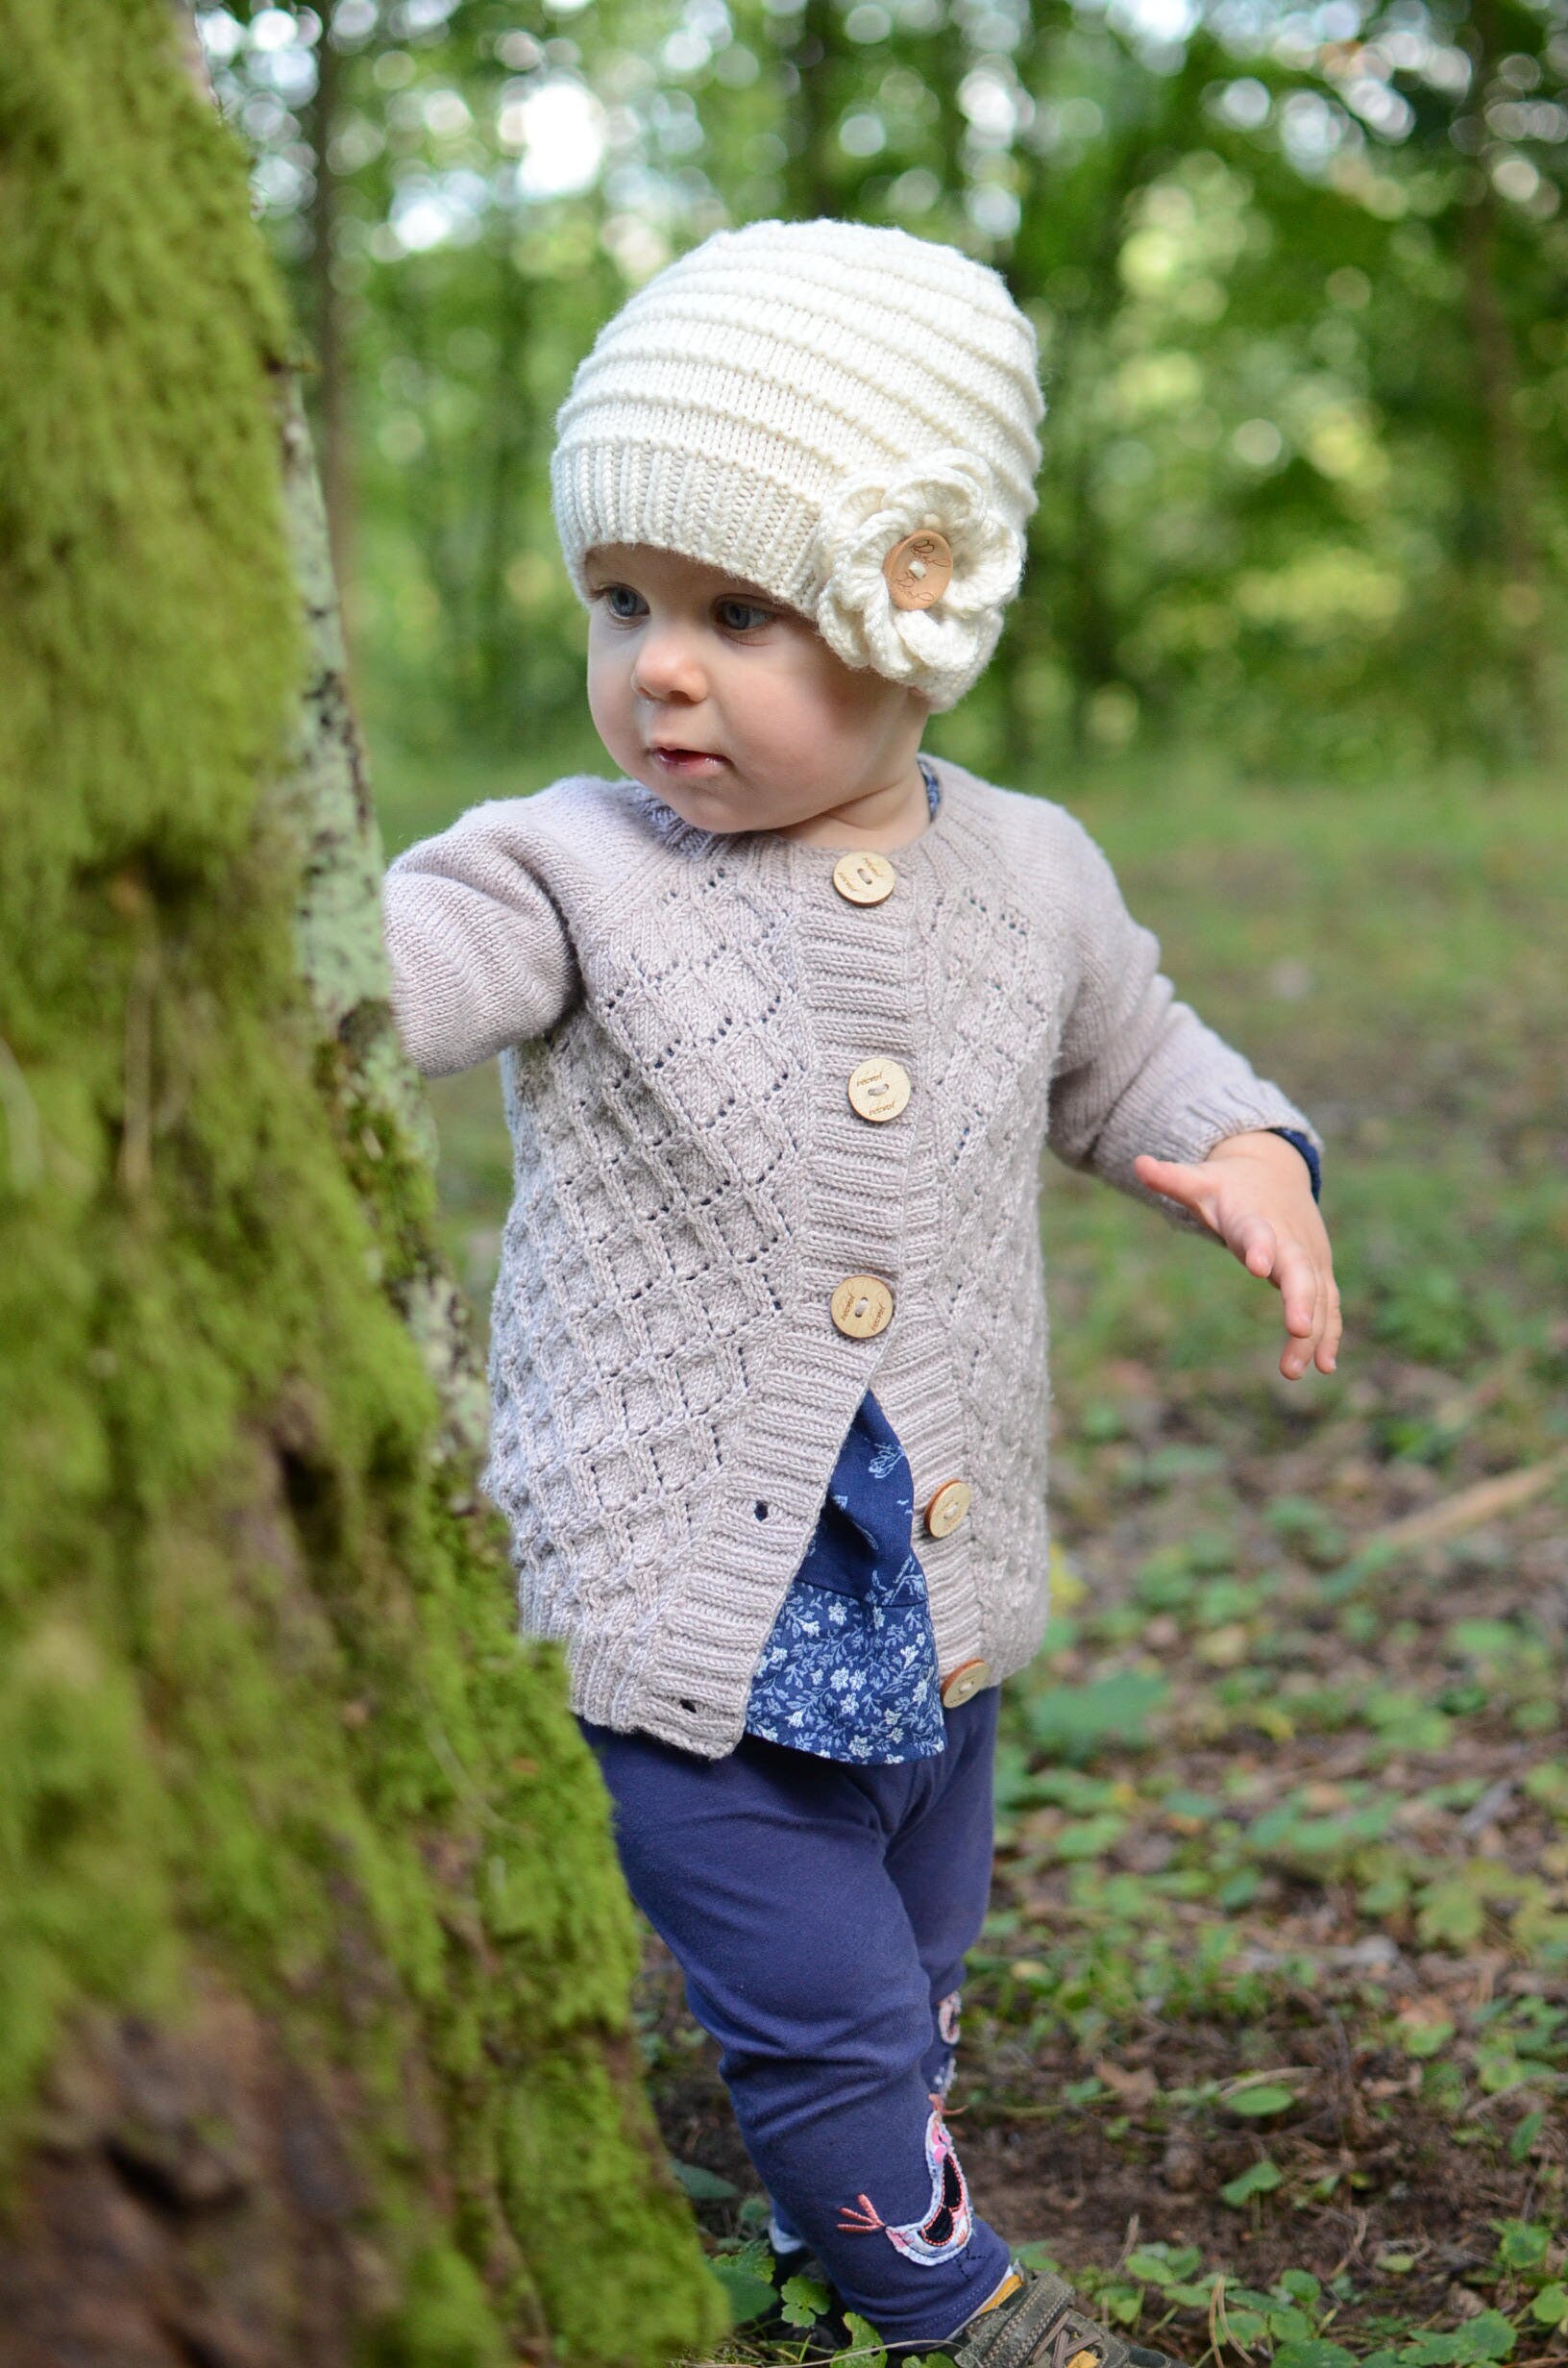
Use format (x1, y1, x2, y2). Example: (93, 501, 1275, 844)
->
(379, 755, 1568, 2367)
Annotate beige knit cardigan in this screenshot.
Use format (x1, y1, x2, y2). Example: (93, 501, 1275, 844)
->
(381, 757, 1314, 1758)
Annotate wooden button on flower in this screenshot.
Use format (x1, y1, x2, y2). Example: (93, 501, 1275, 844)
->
(882, 530, 953, 612)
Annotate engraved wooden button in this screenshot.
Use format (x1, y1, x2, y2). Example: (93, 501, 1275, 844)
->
(847, 1056, 912, 1124)
(883, 530, 953, 612)
(832, 850, 896, 906)
(940, 1657, 991, 1710)
(924, 1478, 972, 1539)
(830, 1274, 894, 1340)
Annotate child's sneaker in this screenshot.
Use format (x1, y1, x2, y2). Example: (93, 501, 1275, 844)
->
(947, 2266, 1183, 2368)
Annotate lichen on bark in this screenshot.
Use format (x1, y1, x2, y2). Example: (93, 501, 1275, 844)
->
(0, 6, 723, 2360)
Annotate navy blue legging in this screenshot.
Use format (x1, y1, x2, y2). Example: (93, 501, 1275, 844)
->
(581, 1692, 1013, 2345)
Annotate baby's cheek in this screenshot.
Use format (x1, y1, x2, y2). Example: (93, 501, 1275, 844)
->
(587, 666, 635, 763)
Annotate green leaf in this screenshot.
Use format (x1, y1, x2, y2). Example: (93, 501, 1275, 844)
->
(1399, 2311, 1516, 2363)
(1016, 2243, 1066, 2277)
(1124, 2246, 1203, 2288)
(836, 2310, 889, 2368)
(1416, 1875, 1488, 1950)
(1279, 2271, 1323, 2307)
(1026, 1671, 1170, 1764)
(1271, 2342, 1356, 2368)
(1228, 2083, 1298, 2116)
(672, 2159, 740, 2200)
(1522, 1762, 1568, 1812)
(1495, 2221, 1552, 2271)
(1509, 2110, 1546, 2162)
(708, 2257, 776, 2327)
(1366, 1690, 1454, 1753)
(1163, 1788, 1221, 1822)
(781, 2275, 833, 2329)
(1052, 1813, 1132, 1861)
(1221, 2158, 1282, 2207)
(1531, 2285, 1568, 2329)
(1402, 2019, 1455, 2060)
(1463, 2315, 1520, 2362)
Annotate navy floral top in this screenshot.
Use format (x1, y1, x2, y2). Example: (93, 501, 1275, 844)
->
(745, 1390, 946, 1764)
(742, 764, 1322, 1767)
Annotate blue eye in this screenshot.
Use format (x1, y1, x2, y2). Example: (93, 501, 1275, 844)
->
(718, 598, 772, 631)
(601, 584, 646, 620)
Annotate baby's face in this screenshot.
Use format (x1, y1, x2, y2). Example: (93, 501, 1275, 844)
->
(583, 545, 929, 843)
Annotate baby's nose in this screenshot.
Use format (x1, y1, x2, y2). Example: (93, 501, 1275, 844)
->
(633, 629, 706, 700)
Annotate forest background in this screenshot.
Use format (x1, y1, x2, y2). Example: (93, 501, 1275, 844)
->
(208, 0, 1568, 776)
(197, 1, 1567, 2359)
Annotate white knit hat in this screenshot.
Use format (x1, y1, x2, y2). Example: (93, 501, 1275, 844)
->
(551, 219, 1044, 711)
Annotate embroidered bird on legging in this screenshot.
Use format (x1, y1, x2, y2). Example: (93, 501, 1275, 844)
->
(838, 2099, 973, 2264)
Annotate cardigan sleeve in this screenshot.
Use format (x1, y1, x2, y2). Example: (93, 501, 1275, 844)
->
(1045, 821, 1318, 1201)
(381, 801, 581, 1077)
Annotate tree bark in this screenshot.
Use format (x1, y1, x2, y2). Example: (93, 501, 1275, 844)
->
(475, 247, 536, 741)
(0, 7, 724, 2363)
(782, 0, 842, 217)
(305, 21, 355, 599)
(1457, 182, 1556, 757)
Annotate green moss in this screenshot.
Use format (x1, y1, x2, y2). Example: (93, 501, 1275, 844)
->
(0, 8, 723, 2359)
(502, 2046, 734, 2365)
(369, 2243, 510, 2368)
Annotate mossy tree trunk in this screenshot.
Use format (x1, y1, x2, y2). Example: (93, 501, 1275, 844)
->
(0, 8, 724, 2363)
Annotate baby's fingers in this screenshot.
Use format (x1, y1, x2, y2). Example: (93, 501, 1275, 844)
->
(1275, 1240, 1333, 1379)
(1233, 1212, 1278, 1280)
(1274, 1235, 1318, 1337)
(1313, 1276, 1344, 1376)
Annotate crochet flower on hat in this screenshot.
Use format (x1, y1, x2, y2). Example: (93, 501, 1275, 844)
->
(814, 450, 1025, 712)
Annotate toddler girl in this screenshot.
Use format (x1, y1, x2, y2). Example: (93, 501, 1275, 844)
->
(382, 218, 1339, 2368)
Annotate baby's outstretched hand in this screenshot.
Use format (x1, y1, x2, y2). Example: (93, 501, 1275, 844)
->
(1133, 1131, 1341, 1380)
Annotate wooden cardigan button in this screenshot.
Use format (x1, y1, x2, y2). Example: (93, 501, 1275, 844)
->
(940, 1657, 991, 1710)
(847, 1056, 911, 1123)
(832, 851, 896, 906)
(830, 1274, 894, 1340)
(883, 530, 953, 611)
(924, 1478, 972, 1539)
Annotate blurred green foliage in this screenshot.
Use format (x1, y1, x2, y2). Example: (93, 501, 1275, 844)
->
(205, 0, 1567, 777)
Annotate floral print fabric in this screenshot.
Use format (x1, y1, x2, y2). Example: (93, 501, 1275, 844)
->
(745, 1390, 945, 1764)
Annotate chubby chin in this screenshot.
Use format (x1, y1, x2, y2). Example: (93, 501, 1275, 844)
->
(637, 774, 762, 834)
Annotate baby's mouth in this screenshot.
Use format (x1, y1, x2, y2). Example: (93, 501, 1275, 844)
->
(649, 746, 727, 776)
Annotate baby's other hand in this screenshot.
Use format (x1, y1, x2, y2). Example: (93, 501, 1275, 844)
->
(1133, 1130, 1341, 1380)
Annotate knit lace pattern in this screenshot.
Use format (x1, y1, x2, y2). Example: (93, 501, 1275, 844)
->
(382, 760, 1316, 1759)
